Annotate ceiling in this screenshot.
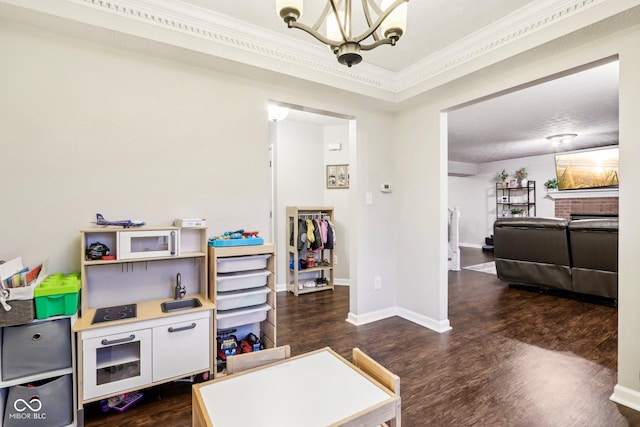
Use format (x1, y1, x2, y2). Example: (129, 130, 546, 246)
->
(447, 59, 619, 163)
(0, 0, 632, 164)
(183, 1, 620, 163)
(181, 0, 538, 73)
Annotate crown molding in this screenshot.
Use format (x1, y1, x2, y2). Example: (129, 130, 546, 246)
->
(1, 0, 636, 102)
(395, 0, 607, 91)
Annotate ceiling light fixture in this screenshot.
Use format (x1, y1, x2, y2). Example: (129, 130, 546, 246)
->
(276, 0, 409, 67)
(268, 104, 289, 122)
(546, 133, 577, 144)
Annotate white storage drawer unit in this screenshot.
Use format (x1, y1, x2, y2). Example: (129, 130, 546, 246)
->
(216, 270, 271, 292)
(216, 287, 270, 311)
(1, 318, 72, 381)
(216, 255, 269, 273)
(216, 303, 270, 329)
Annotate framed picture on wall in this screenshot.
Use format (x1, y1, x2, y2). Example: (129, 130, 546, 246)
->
(326, 164, 349, 189)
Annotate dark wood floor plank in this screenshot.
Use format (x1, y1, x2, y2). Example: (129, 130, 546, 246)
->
(85, 247, 640, 426)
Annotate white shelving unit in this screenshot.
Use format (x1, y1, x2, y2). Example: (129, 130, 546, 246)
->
(0, 314, 78, 427)
(208, 244, 276, 377)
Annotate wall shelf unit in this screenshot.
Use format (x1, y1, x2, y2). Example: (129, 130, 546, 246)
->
(496, 181, 536, 218)
(286, 206, 334, 296)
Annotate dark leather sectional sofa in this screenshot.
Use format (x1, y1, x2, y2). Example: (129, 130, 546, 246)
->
(493, 217, 618, 303)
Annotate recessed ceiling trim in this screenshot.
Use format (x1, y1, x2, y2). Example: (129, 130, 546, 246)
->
(2, 0, 633, 102)
(395, 0, 606, 91)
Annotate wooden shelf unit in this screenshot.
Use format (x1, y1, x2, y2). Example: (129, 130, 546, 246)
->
(286, 206, 335, 296)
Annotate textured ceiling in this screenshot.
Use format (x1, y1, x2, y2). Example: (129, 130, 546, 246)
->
(447, 60, 619, 163)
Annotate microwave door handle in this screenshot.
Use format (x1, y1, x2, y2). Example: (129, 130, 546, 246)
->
(170, 231, 176, 255)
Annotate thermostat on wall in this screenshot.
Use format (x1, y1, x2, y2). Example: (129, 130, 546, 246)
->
(174, 218, 207, 228)
(380, 183, 392, 193)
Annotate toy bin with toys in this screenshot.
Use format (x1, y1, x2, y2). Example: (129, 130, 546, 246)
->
(34, 272, 81, 319)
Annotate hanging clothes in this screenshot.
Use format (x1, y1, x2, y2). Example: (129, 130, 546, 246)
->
(306, 219, 316, 249)
(311, 219, 323, 250)
(296, 218, 307, 251)
(315, 218, 328, 250)
(324, 220, 335, 249)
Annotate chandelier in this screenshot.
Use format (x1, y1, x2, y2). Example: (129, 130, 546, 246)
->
(276, 0, 409, 67)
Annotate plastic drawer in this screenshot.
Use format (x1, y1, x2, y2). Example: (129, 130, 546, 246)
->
(216, 303, 270, 329)
(216, 255, 270, 273)
(3, 374, 73, 427)
(216, 270, 271, 292)
(1, 318, 72, 381)
(216, 287, 270, 311)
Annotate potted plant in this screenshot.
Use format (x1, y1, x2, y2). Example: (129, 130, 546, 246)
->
(515, 167, 528, 187)
(497, 169, 509, 188)
(544, 177, 558, 191)
(510, 208, 524, 217)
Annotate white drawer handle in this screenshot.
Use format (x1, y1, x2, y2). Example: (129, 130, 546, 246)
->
(101, 334, 135, 346)
(168, 323, 196, 333)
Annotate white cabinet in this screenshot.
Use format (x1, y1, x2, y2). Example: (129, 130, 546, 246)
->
(79, 311, 210, 401)
(82, 328, 152, 400)
(152, 315, 209, 382)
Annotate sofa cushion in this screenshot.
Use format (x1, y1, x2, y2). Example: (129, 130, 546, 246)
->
(493, 217, 572, 291)
(568, 218, 618, 299)
(494, 218, 571, 265)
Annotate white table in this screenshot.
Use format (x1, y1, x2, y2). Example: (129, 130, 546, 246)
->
(192, 347, 400, 427)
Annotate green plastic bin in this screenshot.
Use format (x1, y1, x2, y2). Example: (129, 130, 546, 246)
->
(34, 273, 81, 319)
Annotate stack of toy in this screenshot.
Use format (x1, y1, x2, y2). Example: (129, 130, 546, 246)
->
(208, 229, 264, 247)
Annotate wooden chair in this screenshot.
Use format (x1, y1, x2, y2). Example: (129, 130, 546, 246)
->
(226, 344, 291, 374)
(352, 347, 401, 427)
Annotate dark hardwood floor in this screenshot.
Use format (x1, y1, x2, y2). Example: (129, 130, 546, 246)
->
(85, 247, 640, 426)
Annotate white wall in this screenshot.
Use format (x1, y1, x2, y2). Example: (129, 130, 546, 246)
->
(274, 120, 324, 285)
(323, 125, 350, 282)
(449, 152, 558, 246)
(0, 19, 393, 325)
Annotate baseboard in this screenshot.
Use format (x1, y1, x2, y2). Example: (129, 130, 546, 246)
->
(610, 384, 640, 411)
(396, 307, 452, 333)
(276, 280, 349, 292)
(346, 307, 397, 326)
(460, 243, 483, 249)
(347, 306, 452, 334)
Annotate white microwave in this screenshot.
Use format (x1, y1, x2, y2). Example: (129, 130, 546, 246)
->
(117, 229, 180, 260)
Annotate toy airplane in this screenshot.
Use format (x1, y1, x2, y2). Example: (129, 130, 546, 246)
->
(94, 213, 145, 228)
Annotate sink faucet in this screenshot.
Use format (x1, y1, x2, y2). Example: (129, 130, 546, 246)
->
(175, 272, 186, 300)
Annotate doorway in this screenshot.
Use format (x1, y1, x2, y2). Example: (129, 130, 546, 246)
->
(268, 102, 355, 292)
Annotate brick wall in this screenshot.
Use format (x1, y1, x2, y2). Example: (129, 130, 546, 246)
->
(554, 197, 619, 219)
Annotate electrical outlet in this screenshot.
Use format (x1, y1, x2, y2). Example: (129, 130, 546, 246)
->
(374, 276, 382, 290)
(333, 255, 338, 265)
